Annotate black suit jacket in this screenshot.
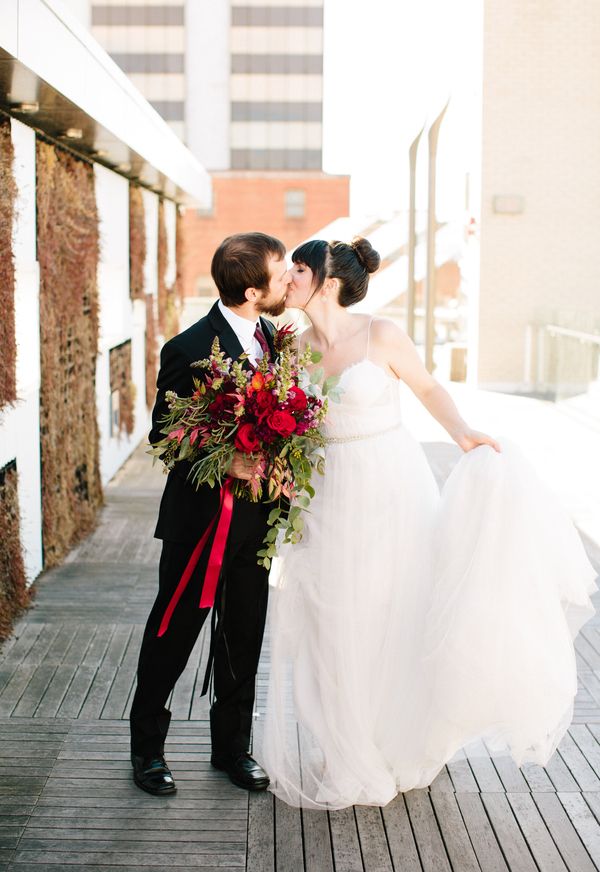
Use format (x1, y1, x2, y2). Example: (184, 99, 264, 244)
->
(151, 301, 276, 542)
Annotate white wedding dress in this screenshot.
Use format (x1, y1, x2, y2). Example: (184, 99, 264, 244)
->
(256, 350, 597, 810)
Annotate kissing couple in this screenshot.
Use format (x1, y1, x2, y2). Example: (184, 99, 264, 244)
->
(129, 231, 596, 808)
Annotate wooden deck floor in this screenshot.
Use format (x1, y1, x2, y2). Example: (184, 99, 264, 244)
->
(1, 442, 599, 871)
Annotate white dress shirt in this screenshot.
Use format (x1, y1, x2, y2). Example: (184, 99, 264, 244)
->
(217, 299, 265, 365)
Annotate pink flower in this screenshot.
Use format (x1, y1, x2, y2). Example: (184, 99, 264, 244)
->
(168, 428, 185, 444)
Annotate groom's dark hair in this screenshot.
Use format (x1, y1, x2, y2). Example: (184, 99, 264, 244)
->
(211, 232, 286, 306)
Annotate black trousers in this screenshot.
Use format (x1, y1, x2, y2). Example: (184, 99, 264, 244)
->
(129, 499, 270, 758)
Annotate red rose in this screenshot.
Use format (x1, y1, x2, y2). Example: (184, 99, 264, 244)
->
(267, 409, 297, 438)
(235, 423, 261, 454)
(287, 386, 307, 411)
(255, 390, 277, 418)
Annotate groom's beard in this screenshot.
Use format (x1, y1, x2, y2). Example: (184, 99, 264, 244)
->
(257, 293, 287, 317)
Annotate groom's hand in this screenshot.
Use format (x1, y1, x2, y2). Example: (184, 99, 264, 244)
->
(228, 451, 261, 480)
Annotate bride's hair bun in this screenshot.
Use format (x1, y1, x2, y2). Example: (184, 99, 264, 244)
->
(327, 237, 380, 308)
(350, 237, 380, 275)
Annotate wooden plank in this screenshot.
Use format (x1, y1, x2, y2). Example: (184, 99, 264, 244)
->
(455, 792, 508, 872)
(302, 808, 334, 872)
(34, 626, 97, 717)
(352, 807, 391, 872)
(405, 789, 451, 871)
(429, 791, 479, 872)
(247, 791, 273, 872)
(464, 740, 505, 793)
(506, 793, 568, 872)
(13, 849, 245, 867)
(0, 625, 63, 715)
(558, 793, 600, 869)
(556, 732, 600, 791)
(78, 625, 133, 718)
(480, 793, 538, 872)
(520, 762, 556, 793)
(532, 792, 596, 872)
(380, 794, 421, 872)
(274, 798, 304, 871)
(543, 752, 581, 792)
(445, 748, 480, 793)
(428, 765, 454, 793)
(328, 806, 364, 872)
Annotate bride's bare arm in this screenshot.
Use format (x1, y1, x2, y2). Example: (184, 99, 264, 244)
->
(371, 319, 501, 453)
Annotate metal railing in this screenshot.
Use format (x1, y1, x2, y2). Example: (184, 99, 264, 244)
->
(529, 316, 600, 403)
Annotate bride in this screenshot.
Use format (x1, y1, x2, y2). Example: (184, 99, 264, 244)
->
(255, 236, 597, 810)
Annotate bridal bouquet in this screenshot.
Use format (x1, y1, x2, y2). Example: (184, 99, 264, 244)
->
(150, 326, 338, 569)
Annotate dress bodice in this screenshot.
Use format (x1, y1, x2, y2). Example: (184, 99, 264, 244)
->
(323, 359, 402, 441)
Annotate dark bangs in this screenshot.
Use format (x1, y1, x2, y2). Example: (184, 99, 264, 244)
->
(292, 239, 329, 291)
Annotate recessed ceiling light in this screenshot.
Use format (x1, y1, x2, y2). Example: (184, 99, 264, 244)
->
(63, 128, 83, 139)
(11, 102, 39, 114)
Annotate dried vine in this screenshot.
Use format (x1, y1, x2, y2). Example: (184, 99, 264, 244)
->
(157, 199, 179, 340)
(37, 138, 103, 567)
(0, 117, 17, 410)
(0, 461, 32, 639)
(109, 340, 135, 436)
(129, 184, 146, 300)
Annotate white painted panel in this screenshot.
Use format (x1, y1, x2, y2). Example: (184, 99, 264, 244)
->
(163, 198, 177, 288)
(230, 27, 323, 54)
(0, 0, 19, 56)
(230, 120, 322, 149)
(92, 25, 185, 52)
(94, 162, 150, 484)
(230, 74, 323, 101)
(0, 120, 43, 582)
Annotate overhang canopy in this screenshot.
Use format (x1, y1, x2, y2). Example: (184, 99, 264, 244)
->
(0, 0, 212, 207)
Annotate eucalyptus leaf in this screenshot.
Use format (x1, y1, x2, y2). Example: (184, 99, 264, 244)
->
(268, 507, 281, 525)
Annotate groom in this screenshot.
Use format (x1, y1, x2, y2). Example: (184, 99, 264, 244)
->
(130, 232, 291, 795)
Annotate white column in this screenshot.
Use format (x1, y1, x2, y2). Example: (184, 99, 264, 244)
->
(0, 119, 42, 583)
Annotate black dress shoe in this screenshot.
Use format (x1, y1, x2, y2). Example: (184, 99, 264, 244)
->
(211, 751, 270, 791)
(131, 754, 177, 796)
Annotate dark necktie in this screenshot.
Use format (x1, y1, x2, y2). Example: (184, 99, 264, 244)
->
(254, 323, 270, 360)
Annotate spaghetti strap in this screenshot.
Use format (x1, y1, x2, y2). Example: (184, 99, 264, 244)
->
(366, 316, 375, 360)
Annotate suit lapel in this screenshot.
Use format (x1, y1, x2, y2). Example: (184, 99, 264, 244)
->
(206, 301, 244, 362)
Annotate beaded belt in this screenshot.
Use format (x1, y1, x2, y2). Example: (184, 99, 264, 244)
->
(323, 422, 401, 444)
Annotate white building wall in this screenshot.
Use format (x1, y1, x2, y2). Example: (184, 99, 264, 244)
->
(0, 119, 42, 583)
(94, 164, 150, 485)
(479, 0, 600, 390)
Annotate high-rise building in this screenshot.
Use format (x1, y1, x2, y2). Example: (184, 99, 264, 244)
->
(90, 2, 187, 143)
(78, 1, 348, 297)
(89, 1, 324, 172)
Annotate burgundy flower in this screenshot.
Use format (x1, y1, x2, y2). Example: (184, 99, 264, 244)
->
(267, 410, 297, 438)
(235, 423, 261, 454)
(286, 386, 307, 412)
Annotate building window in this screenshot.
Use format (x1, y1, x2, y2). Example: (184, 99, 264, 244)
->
(285, 189, 306, 219)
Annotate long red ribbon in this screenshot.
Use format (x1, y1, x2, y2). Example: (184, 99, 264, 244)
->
(157, 478, 235, 637)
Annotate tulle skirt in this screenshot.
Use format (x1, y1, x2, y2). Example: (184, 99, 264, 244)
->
(255, 433, 597, 809)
